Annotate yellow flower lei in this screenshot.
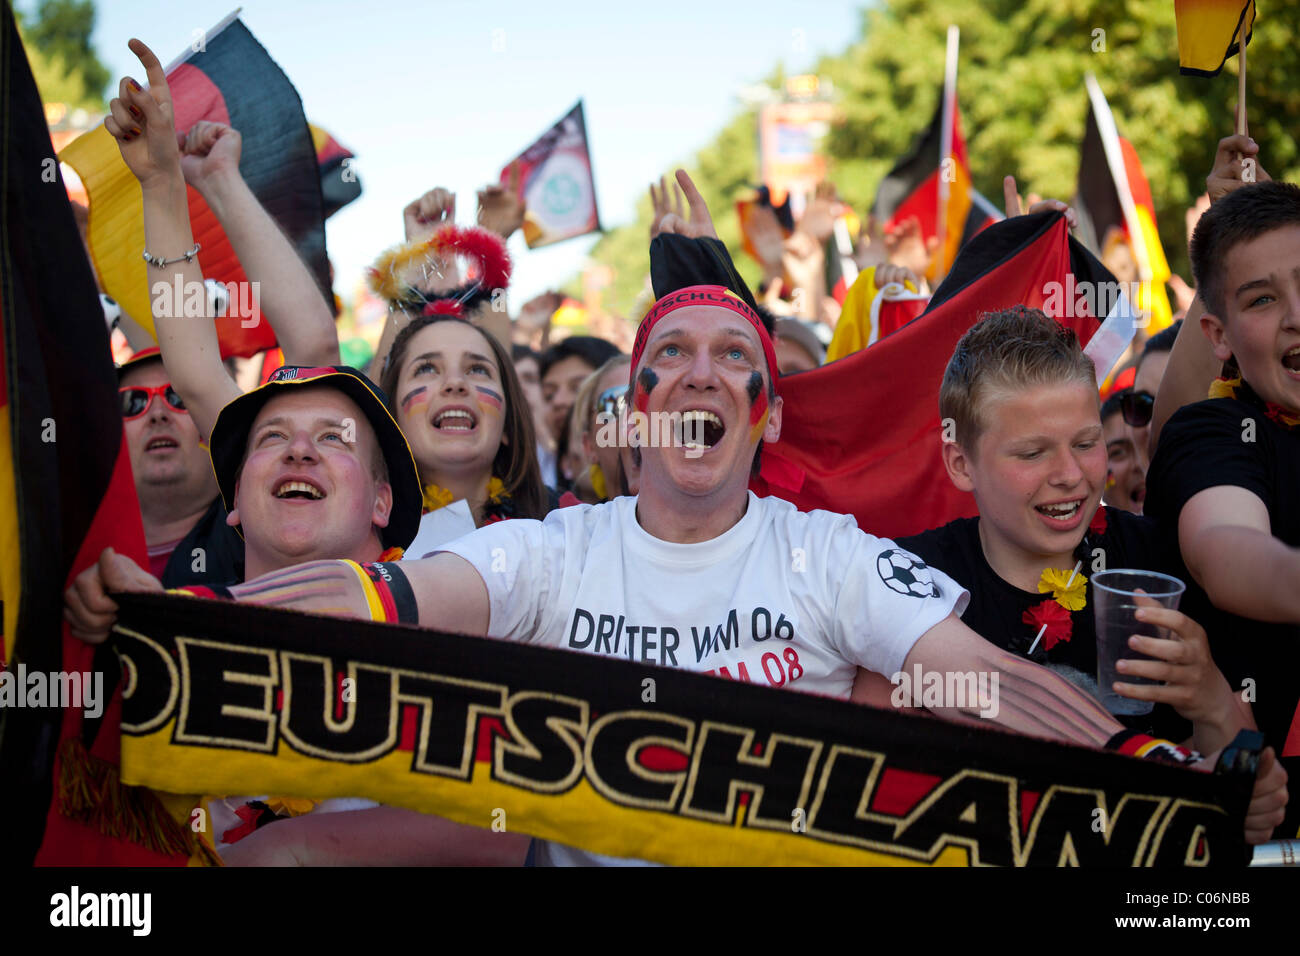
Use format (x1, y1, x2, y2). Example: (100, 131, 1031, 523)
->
(589, 463, 608, 501)
(265, 796, 317, 817)
(1038, 566, 1088, 612)
(422, 478, 508, 514)
(1209, 376, 1300, 427)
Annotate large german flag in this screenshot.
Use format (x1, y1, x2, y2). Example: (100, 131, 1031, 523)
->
(1074, 75, 1173, 333)
(0, 4, 153, 865)
(60, 14, 329, 358)
(1176, 0, 1255, 77)
(751, 211, 1137, 540)
(871, 98, 996, 283)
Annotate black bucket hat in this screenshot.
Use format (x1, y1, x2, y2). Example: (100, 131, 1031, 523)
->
(208, 365, 421, 551)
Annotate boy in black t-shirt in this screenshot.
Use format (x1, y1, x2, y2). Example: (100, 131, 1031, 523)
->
(1147, 180, 1300, 839)
(856, 308, 1263, 794)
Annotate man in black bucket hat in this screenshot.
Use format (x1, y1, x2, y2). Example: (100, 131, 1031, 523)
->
(207, 364, 422, 576)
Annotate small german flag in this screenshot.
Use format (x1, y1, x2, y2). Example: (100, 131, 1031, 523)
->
(1176, 0, 1255, 77)
(871, 97, 997, 282)
(310, 123, 361, 219)
(60, 14, 330, 358)
(1074, 75, 1174, 332)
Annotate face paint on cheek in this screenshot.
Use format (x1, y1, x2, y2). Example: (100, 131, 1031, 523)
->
(634, 367, 658, 415)
(400, 386, 429, 416)
(746, 371, 769, 442)
(474, 385, 503, 414)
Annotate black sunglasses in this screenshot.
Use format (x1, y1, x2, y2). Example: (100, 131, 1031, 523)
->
(1119, 390, 1155, 428)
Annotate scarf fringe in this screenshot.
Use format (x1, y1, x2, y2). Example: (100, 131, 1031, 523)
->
(56, 738, 222, 865)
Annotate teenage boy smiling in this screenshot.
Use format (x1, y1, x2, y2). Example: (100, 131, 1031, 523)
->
(1147, 179, 1300, 838)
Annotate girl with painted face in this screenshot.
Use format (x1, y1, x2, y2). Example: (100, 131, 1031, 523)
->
(368, 224, 552, 554)
(379, 314, 550, 554)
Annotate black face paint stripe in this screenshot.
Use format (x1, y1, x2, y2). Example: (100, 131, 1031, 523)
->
(747, 371, 763, 405)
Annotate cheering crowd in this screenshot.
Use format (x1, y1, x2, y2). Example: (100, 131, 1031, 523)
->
(61, 37, 1297, 866)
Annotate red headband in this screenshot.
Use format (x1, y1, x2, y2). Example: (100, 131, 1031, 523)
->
(630, 285, 779, 390)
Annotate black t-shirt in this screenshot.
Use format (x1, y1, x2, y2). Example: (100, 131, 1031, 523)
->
(898, 507, 1190, 741)
(159, 496, 245, 589)
(1147, 392, 1300, 838)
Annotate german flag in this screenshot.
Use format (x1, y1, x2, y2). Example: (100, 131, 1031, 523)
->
(1176, 0, 1255, 77)
(0, 4, 156, 865)
(310, 123, 361, 219)
(871, 98, 995, 283)
(1074, 75, 1173, 333)
(60, 14, 330, 358)
(751, 211, 1137, 540)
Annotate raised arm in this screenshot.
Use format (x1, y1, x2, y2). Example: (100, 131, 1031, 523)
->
(107, 39, 238, 441)
(1149, 295, 1215, 454)
(179, 121, 339, 368)
(1150, 134, 1270, 454)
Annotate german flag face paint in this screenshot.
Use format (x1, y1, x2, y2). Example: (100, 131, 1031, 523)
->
(474, 385, 503, 414)
(634, 367, 658, 415)
(747, 370, 770, 444)
(400, 385, 429, 417)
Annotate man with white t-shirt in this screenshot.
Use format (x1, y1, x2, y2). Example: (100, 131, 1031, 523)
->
(84, 284, 1226, 866)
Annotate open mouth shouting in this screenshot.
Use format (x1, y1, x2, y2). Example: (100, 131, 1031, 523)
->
(144, 435, 179, 454)
(679, 409, 726, 453)
(432, 405, 479, 433)
(1283, 345, 1300, 378)
(1034, 497, 1087, 531)
(274, 477, 326, 501)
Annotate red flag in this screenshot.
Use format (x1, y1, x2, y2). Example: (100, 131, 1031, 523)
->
(751, 212, 1136, 539)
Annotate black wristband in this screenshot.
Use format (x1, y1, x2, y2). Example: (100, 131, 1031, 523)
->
(358, 561, 419, 624)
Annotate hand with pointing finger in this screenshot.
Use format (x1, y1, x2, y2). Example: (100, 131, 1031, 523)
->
(104, 38, 183, 191)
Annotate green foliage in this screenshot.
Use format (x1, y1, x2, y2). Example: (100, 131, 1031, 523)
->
(587, 0, 1300, 314)
(20, 0, 110, 109)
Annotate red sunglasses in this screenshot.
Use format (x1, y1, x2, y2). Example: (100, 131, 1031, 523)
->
(119, 384, 187, 420)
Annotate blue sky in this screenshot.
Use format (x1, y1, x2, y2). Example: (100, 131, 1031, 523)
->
(76, 1, 866, 307)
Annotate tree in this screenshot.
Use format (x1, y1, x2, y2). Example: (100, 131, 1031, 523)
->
(585, 0, 1300, 315)
(20, 0, 110, 109)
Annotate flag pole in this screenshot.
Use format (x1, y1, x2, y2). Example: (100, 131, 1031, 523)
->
(935, 24, 959, 287)
(1236, 27, 1248, 138)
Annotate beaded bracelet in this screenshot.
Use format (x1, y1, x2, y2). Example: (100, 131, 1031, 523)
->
(142, 243, 201, 268)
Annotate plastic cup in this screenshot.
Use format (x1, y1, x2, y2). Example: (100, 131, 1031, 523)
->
(1093, 569, 1186, 716)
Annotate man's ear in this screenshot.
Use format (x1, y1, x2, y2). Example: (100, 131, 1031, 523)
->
(372, 481, 393, 529)
(1200, 310, 1234, 364)
(762, 393, 783, 444)
(941, 439, 976, 493)
(226, 479, 241, 528)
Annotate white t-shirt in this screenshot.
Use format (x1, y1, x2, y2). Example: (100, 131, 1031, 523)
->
(439, 491, 967, 866)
